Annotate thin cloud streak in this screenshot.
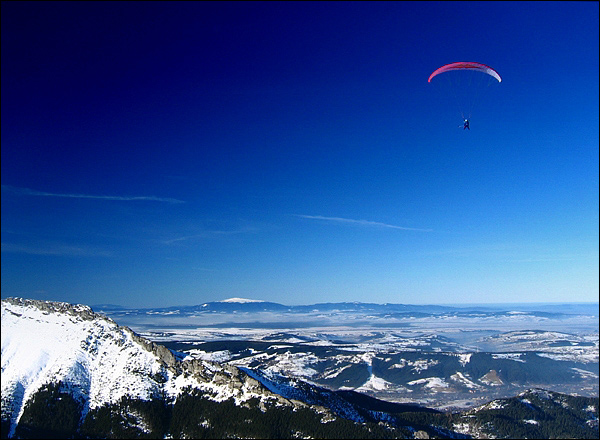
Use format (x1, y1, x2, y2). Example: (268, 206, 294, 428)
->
(1, 242, 112, 257)
(1, 185, 185, 204)
(163, 228, 259, 245)
(297, 215, 433, 232)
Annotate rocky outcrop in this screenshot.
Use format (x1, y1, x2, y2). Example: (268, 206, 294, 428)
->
(3, 297, 99, 321)
(128, 330, 178, 368)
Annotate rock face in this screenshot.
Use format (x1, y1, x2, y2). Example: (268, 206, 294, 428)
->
(0, 298, 303, 437)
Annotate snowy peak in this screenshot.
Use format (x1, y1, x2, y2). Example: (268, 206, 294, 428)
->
(220, 297, 265, 303)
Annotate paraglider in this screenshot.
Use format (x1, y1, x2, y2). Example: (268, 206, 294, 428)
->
(429, 62, 501, 129)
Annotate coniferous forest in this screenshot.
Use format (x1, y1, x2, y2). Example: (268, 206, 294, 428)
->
(4, 382, 598, 439)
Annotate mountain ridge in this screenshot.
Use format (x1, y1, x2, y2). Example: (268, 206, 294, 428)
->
(91, 298, 599, 319)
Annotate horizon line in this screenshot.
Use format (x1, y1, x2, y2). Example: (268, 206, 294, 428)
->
(3, 296, 597, 309)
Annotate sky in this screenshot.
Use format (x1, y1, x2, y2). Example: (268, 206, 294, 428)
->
(2, 1, 598, 308)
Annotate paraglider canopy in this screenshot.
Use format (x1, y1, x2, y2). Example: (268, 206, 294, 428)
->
(428, 62, 502, 83)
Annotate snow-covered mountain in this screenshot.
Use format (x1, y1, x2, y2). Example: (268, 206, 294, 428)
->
(0, 298, 301, 437)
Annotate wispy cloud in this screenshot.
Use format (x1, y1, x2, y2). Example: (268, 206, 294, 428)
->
(1, 185, 185, 204)
(296, 215, 432, 232)
(162, 227, 258, 245)
(1, 242, 112, 257)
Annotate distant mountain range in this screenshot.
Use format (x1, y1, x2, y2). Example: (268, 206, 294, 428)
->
(2, 297, 598, 439)
(91, 297, 599, 318)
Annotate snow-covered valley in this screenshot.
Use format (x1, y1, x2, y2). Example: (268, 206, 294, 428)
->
(99, 299, 598, 410)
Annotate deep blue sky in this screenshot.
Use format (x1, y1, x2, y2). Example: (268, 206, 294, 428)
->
(2, 2, 598, 308)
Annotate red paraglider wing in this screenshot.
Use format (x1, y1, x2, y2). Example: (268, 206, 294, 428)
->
(428, 62, 502, 83)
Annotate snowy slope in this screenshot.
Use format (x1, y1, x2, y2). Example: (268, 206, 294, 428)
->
(2, 299, 162, 413)
(1, 298, 294, 437)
